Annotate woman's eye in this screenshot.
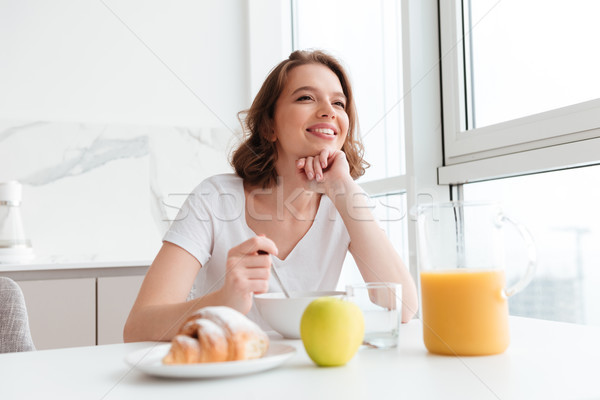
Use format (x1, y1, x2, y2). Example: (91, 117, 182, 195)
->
(297, 95, 312, 101)
(334, 101, 346, 109)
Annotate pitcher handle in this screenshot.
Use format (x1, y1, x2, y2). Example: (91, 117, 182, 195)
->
(499, 214, 538, 298)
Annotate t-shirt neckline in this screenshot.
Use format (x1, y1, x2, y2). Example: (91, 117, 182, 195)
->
(238, 178, 325, 262)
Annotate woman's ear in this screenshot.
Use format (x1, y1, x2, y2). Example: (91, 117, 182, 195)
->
(265, 119, 277, 142)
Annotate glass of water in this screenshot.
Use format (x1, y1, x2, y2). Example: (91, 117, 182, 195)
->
(345, 282, 402, 349)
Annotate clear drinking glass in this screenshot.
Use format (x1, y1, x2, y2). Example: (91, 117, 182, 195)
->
(345, 282, 402, 349)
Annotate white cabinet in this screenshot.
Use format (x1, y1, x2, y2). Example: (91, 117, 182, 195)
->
(18, 276, 145, 349)
(97, 275, 144, 345)
(4, 263, 150, 350)
(18, 278, 96, 350)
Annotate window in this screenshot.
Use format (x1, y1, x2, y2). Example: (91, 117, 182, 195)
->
(441, 0, 600, 326)
(290, 0, 447, 289)
(247, 0, 443, 289)
(467, 0, 600, 128)
(440, 0, 600, 167)
(463, 166, 600, 325)
(292, 0, 407, 287)
(293, 0, 405, 181)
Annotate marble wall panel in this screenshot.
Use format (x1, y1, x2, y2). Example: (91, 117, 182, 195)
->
(0, 120, 235, 263)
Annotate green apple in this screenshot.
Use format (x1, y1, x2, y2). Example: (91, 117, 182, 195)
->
(300, 297, 364, 367)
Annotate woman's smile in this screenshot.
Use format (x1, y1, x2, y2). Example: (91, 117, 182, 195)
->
(306, 123, 338, 140)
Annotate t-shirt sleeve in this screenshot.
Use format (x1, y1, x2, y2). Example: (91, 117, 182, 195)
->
(163, 180, 215, 266)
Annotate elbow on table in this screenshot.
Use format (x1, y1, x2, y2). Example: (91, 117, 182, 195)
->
(402, 302, 418, 323)
(122, 311, 142, 343)
(401, 289, 419, 323)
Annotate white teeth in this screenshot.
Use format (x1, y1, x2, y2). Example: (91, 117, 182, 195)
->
(312, 128, 335, 135)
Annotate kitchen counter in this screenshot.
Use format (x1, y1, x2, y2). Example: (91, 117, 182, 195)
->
(0, 259, 151, 281)
(0, 259, 151, 348)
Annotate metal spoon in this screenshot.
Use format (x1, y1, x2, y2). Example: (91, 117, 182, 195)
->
(258, 250, 291, 298)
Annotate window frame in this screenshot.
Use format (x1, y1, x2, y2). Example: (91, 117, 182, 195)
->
(439, 0, 600, 185)
(358, 0, 447, 282)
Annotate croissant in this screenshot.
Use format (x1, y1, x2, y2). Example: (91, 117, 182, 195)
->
(163, 306, 269, 364)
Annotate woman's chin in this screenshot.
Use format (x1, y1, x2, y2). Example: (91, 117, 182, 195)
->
(303, 145, 339, 157)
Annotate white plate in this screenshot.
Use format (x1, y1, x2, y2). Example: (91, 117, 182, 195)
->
(125, 342, 296, 378)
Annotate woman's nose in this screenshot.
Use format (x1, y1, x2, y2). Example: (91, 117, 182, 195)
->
(318, 103, 335, 119)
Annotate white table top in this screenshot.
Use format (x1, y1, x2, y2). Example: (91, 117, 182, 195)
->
(1, 316, 598, 400)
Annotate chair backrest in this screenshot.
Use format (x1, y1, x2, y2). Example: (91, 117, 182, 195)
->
(0, 277, 35, 353)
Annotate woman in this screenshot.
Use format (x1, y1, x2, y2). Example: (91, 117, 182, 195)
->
(124, 50, 418, 342)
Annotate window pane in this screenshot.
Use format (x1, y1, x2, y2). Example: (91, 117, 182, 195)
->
(373, 192, 409, 269)
(463, 165, 600, 326)
(337, 193, 409, 289)
(468, 0, 600, 128)
(294, 0, 405, 181)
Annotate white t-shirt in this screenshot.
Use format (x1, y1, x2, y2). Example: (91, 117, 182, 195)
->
(163, 173, 351, 328)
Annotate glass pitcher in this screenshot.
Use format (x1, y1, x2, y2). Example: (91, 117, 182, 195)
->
(416, 201, 536, 356)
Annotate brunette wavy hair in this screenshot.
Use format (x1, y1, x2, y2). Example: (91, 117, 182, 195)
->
(231, 49, 368, 188)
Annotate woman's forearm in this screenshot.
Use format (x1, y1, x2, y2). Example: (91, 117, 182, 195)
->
(328, 179, 418, 321)
(123, 291, 223, 343)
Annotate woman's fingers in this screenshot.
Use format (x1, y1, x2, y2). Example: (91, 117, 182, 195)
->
(232, 235, 278, 257)
(314, 155, 324, 181)
(297, 149, 343, 184)
(229, 254, 271, 268)
(245, 277, 269, 294)
(245, 264, 272, 279)
(221, 235, 278, 313)
(226, 235, 276, 290)
(304, 156, 315, 180)
(227, 260, 271, 282)
(319, 149, 329, 169)
(225, 263, 270, 295)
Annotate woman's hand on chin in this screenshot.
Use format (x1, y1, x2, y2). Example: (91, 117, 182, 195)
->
(296, 148, 352, 194)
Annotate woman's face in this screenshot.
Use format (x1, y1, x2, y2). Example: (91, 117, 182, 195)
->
(272, 63, 349, 160)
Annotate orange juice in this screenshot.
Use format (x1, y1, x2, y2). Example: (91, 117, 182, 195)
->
(420, 269, 509, 356)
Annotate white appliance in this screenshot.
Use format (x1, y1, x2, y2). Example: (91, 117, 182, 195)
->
(0, 181, 35, 263)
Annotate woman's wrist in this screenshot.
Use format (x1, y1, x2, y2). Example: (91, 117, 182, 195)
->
(326, 178, 377, 223)
(324, 175, 356, 199)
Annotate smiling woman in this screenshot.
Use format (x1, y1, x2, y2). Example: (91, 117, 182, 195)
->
(123, 49, 418, 343)
(232, 50, 367, 189)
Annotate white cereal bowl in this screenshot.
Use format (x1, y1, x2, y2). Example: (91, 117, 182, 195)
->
(254, 291, 345, 339)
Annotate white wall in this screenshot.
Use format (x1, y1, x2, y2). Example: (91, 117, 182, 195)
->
(0, 0, 250, 128)
(0, 0, 251, 262)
